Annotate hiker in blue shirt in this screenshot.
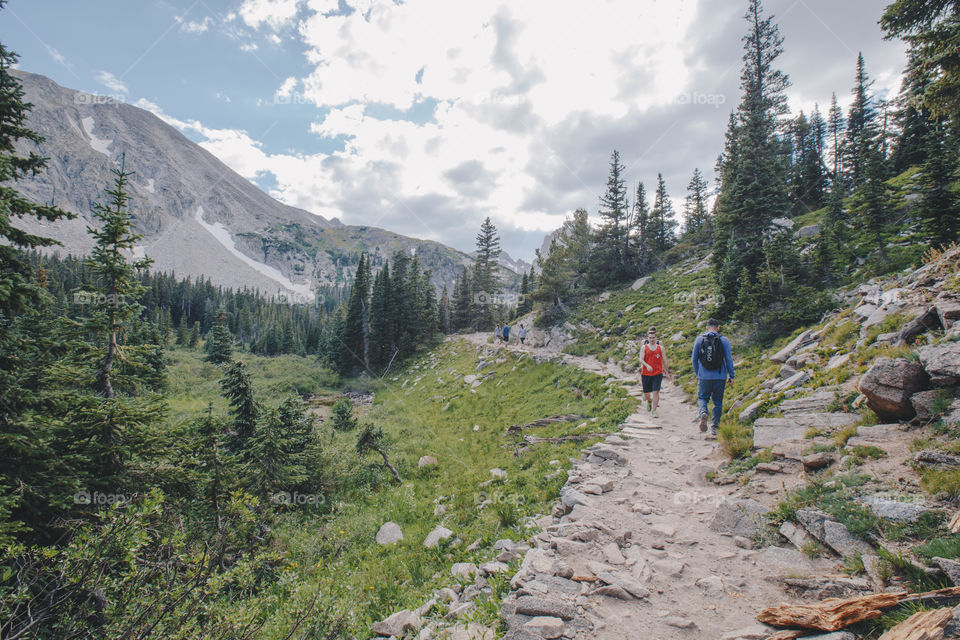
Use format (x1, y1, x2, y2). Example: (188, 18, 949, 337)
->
(502, 324, 510, 343)
(691, 318, 735, 438)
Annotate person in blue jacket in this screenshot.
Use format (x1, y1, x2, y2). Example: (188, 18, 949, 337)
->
(691, 318, 735, 438)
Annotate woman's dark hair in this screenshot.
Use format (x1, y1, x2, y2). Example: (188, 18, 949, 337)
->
(647, 326, 657, 333)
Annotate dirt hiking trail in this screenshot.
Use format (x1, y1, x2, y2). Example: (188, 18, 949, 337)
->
(462, 333, 818, 640)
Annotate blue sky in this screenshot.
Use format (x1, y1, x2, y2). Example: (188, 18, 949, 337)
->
(4, 0, 907, 261)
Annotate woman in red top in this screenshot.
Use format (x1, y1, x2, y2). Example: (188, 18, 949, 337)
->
(639, 326, 670, 418)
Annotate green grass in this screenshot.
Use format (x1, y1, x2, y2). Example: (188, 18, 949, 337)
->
(217, 338, 636, 637)
(915, 535, 960, 561)
(921, 467, 960, 499)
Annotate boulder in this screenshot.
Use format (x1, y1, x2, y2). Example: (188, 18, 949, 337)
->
(513, 596, 576, 620)
(861, 496, 931, 523)
(795, 509, 873, 556)
(779, 364, 799, 379)
(371, 609, 422, 637)
(802, 452, 835, 471)
(753, 418, 807, 448)
(934, 557, 960, 586)
(781, 391, 836, 415)
(780, 521, 816, 551)
(418, 455, 439, 468)
(798, 223, 821, 238)
(826, 353, 852, 371)
(560, 487, 589, 510)
(771, 330, 814, 364)
(914, 450, 960, 467)
(773, 370, 810, 393)
(936, 295, 960, 329)
(631, 276, 651, 291)
(523, 617, 564, 639)
(424, 525, 453, 548)
(376, 521, 404, 545)
(857, 357, 929, 420)
(739, 399, 766, 424)
(920, 342, 960, 387)
(709, 498, 769, 538)
(720, 624, 778, 640)
(450, 562, 479, 578)
(645, 306, 663, 315)
(911, 389, 950, 423)
(898, 306, 942, 345)
(490, 468, 508, 480)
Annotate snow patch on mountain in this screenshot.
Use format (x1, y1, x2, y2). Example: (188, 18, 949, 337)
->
(194, 206, 314, 300)
(80, 117, 113, 156)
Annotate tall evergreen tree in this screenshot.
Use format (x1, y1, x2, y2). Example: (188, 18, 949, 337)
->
(205, 310, 233, 364)
(630, 182, 651, 271)
(337, 254, 371, 375)
(438, 285, 452, 334)
(891, 47, 938, 173)
(844, 53, 879, 189)
(220, 360, 259, 454)
(827, 92, 846, 192)
(790, 110, 827, 214)
(367, 263, 394, 372)
(647, 173, 677, 257)
(588, 150, 632, 286)
(850, 144, 892, 263)
(471, 217, 501, 330)
(451, 265, 473, 332)
(682, 168, 711, 243)
(712, 0, 791, 318)
(917, 123, 960, 245)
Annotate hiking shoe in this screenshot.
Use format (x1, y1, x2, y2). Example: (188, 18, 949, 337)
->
(652, 409, 658, 418)
(698, 412, 708, 432)
(647, 401, 652, 412)
(710, 425, 719, 437)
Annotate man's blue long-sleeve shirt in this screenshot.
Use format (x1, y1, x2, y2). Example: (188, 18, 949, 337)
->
(692, 332, 735, 380)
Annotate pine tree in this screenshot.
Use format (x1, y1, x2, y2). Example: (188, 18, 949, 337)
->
(588, 150, 631, 286)
(368, 263, 394, 372)
(882, 0, 960, 117)
(330, 398, 358, 432)
(356, 423, 401, 483)
(205, 310, 233, 364)
(850, 144, 892, 263)
(631, 182, 651, 271)
(827, 92, 846, 192)
(246, 396, 317, 499)
(472, 218, 501, 330)
(531, 209, 592, 324)
(844, 53, 879, 189)
(220, 360, 258, 453)
(790, 110, 827, 214)
(712, 0, 791, 318)
(189, 320, 200, 348)
(682, 168, 711, 243)
(647, 173, 677, 257)
(917, 123, 960, 245)
(338, 254, 370, 375)
(83, 157, 154, 397)
(891, 47, 937, 173)
(438, 285, 452, 334)
(452, 265, 473, 332)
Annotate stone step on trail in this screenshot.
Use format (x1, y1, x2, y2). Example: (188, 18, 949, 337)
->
(753, 412, 860, 448)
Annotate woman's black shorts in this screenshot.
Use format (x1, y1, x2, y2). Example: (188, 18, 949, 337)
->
(641, 374, 663, 393)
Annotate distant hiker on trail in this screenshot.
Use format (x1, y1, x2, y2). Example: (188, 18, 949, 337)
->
(502, 323, 511, 343)
(518, 324, 527, 345)
(692, 318, 735, 438)
(639, 326, 669, 418)
(495, 324, 502, 342)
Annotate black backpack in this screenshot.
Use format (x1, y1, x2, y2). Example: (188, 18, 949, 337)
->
(699, 334, 723, 371)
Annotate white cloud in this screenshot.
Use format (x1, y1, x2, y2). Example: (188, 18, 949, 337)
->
(96, 70, 128, 95)
(178, 16, 214, 34)
(237, 0, 303, 30)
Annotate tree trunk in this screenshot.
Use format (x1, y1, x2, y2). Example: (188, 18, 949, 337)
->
(377, 447, 402, 483)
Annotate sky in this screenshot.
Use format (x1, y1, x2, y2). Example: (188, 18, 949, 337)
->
(4, 0, 907, 261)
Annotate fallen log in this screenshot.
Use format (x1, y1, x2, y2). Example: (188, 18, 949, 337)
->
(759, 587, 960, 632)
(506, 414, 583, 433)
(757, 592, 906, 630)
(878, 607, 954, 640)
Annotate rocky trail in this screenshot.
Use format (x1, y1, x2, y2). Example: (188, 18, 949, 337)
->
(461, 333, 815, 640)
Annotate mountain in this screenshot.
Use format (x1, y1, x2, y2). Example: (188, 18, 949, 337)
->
(10, 70, 493, 299)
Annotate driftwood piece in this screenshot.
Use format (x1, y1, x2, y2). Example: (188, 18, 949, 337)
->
(949, 512, 960, 534)
(506, 414, 583, 433)
(759, 587, 960, 632)
(757, 592, 906, 630)
(878, 607, 954, 640)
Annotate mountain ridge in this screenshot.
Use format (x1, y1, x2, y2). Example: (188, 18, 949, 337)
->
(9, 70, 505, 298)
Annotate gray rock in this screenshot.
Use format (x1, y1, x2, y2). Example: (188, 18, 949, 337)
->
(899, 306, 942, 344)
(915, 450, 960, 467)
(664, 616, 696, 629)
(631, 276, 652, 291)
(935, 557, 960, 586)
(560, 487, 589, 510)
(802, 452, 835, 471)
(757, 546, 816, 572)
(861, 496, 931, 523)
(371, 609, 422, 637)
(739, 399, 766, 424)
(645, 306, 663, 315)
(795, 509, 873, 556)
(920, 341, 960, 387)
(597, 571, 650, 598)
(376, 521, 403, 545)
(779, 364, 799, 379)
(770, 329, 814, 364)
(709, 498, 769, 538)
(418, 455, 439, 468)
(798, 223, 821, 238)
(753, 418, 807, 448)
(857, 357, 930, 420)
(424, 525, 453, 548)
(780, 521, 816, 551)
(936, 295, 960, 329)
(450, 562, 479, 578)
(513, 596, 575, 620)
(826, 353, 852, 371)
(590, 445, 627, 464)
(773, 370, 810, 393)
(780, 390, 835, 415)
(720, 624, 776, 640)
(852, 423, 903, 442)
(523, 617, 564, 639)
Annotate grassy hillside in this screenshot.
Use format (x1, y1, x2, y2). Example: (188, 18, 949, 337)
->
(163, 340, 633, 637)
